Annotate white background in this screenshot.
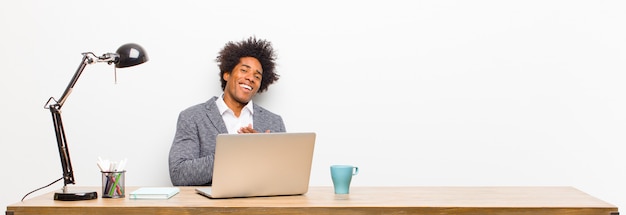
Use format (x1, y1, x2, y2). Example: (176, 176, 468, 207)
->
(1, 0, 625, 211)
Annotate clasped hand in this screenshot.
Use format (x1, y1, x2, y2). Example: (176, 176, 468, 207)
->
(237, 124, 270, 133)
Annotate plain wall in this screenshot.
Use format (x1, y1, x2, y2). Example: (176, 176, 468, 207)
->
(2, 0, 625, 211)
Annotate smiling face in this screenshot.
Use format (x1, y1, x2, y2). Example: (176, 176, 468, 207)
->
(222, 57, 263, 111)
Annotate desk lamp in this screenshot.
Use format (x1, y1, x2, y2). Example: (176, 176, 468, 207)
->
(43, 43, 148, 201)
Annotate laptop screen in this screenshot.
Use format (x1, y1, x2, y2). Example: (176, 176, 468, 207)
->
(198, 132, 316, 198)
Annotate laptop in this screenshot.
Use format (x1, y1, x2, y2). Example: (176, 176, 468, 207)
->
(196, 132, 316, 199)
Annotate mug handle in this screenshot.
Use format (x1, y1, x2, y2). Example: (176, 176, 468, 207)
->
(353, 167, 359, 175)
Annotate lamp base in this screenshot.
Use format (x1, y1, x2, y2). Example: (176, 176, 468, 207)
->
(54, 190, 98, 201)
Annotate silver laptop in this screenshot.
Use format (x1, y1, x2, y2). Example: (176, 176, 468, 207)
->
(196, 132, 316, 199)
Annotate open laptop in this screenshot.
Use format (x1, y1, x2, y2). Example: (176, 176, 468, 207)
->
(196, 132, 316, 199)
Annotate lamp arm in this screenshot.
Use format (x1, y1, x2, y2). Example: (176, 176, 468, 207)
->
(55, 53, 93, 107)
(44, 53, 94, 190)
(48, 105, 74, 188)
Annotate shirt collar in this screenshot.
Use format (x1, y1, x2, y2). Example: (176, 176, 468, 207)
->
(216, 94, 254, 115)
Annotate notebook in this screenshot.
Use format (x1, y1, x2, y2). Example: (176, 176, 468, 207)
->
(129, 187, 180, 200)
(196, 132, 316, 199)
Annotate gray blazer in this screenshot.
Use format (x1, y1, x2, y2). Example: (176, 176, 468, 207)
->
(168, 96, 286, 186)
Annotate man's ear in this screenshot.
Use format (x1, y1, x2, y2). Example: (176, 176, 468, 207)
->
(223, 72, 230, 81)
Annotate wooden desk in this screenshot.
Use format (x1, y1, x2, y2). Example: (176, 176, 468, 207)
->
(6, 186, 618, 215)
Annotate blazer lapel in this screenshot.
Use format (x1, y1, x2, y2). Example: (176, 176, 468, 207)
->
(252, 103, 268, 132)
(205, 96, 229, 134)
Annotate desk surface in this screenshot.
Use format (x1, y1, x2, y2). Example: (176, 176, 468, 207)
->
(6, 186, 618, 215)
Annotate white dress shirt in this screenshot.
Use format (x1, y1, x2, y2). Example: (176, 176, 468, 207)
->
(215, 94, 254, 134)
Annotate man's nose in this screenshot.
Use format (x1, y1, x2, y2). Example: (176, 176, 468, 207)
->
(244, 73, 255, 82)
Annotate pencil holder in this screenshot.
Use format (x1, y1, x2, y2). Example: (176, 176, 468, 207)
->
(101, 171, 126, 198)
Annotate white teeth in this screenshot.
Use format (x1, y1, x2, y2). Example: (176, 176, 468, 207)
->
(240, 84, 252, 90)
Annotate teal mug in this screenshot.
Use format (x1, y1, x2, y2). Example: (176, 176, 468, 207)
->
(330, 165, 359, 194)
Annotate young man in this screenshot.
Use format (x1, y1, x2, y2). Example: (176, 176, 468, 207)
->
(168, 36, 285, 186)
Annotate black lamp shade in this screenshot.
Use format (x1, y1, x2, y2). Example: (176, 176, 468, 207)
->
(115, 43, 149, 68)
